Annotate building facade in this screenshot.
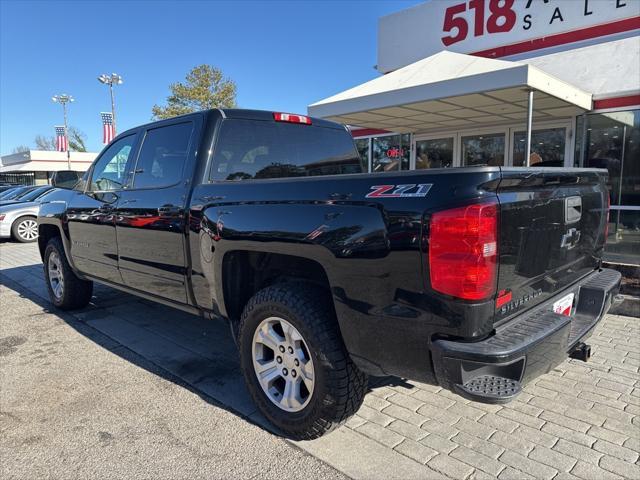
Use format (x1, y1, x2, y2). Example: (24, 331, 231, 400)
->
(308, 0, 640, 265)
(0, 150, 95, 185)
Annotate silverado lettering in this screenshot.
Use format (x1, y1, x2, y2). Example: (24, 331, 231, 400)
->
(500, 288, 543, 315)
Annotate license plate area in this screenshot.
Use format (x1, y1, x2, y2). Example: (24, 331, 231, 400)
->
(553, 293, 575, 317)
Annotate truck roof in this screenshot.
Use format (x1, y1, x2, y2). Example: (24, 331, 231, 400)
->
(117, 108, 346, 140)
(219, 109, 344, 130)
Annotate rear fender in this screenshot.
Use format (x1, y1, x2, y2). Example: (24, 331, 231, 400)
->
(202, 201, 389, 318)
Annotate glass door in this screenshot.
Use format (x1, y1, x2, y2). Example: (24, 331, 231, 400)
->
(511, 126, 568, 167)
(372, 134, 410, 172)
(414, 136, 454, 169)
(461, 132, 506, 167)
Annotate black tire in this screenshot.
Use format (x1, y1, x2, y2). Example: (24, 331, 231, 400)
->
(238, 283, 367, 440)
(11, 216, 39, 243)
(43, 237, 93, 310)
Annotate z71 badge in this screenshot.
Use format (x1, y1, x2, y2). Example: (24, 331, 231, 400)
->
(365, 184, 432, 199)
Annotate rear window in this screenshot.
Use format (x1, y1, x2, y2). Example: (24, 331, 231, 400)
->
(10, 187, 36, 199)
(0, 187, 20, 199)
(19, 187, 51, 202)
(209, 119, 362, 181)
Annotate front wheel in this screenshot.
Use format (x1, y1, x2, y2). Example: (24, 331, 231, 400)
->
(12, 216, 39, 243)
(44, 237, 93, 310)
(238, 284, 367, 440)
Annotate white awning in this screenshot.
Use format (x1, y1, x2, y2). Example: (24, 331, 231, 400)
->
(308, 51, 592, 133)
(0, 161, 92, 173)
(0, 150, 96, 173)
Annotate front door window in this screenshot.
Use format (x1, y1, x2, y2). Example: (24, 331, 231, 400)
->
(90, 134, 137, 191)
(513, 127, 566, 167)
(461, 133, 505, 167)
(415, 138, 453, 169)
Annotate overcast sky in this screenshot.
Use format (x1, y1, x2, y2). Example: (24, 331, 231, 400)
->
(0, 0, 422, 154)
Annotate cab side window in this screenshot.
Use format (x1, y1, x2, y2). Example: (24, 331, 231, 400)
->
(132, 122, 193, 189)
(90, 135, 137, 191)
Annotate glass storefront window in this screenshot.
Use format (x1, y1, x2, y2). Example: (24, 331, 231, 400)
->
(513, 128, 566, 167)
(576, 109, 640, 266)
(372, 134, 410, 172)
(415, 137, 453, 169)
(606, 209, 640, 264)
(354, 138, 370, 172)
(576, 111, 640, 207)
(461, 133, 505, 167)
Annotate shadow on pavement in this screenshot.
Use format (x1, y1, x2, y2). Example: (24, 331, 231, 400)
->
(0, 265, 277, 431)
(0, 264, 415, 439)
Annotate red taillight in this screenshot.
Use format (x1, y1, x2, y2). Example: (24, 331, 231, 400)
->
(429, 200, 498, 301)
(273, 112, 312, 125)
(604, 194, 610, 243)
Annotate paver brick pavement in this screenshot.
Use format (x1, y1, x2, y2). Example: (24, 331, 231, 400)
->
(1, 241, 639, 479)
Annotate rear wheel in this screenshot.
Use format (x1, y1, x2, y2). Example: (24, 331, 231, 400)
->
(238, 283, 367, 439)
(44, 237, 93, 310)
(12, 216, 38, 243)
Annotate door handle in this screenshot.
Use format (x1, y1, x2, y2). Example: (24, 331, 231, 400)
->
(158, 205, 182, 215)
(197, 195, 225, 202)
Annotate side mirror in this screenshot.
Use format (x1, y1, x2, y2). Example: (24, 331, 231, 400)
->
(92, 191, 119, 204)
(51, 170, 83, 190)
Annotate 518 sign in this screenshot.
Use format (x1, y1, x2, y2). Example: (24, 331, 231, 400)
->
(442, 0, 516, 47)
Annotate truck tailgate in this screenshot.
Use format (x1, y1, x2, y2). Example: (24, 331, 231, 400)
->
(495, 168, 609, 323)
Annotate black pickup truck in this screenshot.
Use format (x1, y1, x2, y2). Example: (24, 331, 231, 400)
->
(38, 109, 620, 439)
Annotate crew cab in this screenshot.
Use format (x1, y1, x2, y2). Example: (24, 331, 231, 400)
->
(38, 109, 620, 439)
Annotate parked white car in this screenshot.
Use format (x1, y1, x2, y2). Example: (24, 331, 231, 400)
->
(0, 188, 59, 242)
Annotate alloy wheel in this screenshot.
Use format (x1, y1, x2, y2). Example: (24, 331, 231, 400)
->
(17, 219, 38, 241)
(252, 316, 315, 412)
(48, 251, 64, 300)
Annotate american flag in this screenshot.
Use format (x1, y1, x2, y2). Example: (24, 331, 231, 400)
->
(102, 112, 115, 144)
(55, 126, 68, 152)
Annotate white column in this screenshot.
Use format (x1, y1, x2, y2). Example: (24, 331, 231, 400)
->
(525, 90, 534, 167)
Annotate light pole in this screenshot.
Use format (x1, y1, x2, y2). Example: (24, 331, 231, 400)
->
(98, 73, 123, 134)
(52, 94, 74, 169)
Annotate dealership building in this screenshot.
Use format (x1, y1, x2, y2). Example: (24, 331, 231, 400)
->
(309, 0, 639, 265)
(0, 150, 95, 185)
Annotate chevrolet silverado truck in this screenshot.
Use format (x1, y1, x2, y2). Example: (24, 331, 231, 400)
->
(38, 109, 620, 439)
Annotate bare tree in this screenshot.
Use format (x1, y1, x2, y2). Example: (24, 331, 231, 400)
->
(34, 127, 88, 152)
(11, 145, 30, 154)
(35, 135, 56, 151)
(68, 127, 87, 152)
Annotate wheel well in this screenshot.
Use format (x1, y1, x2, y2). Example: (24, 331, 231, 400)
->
(222, 251, 332, 321)
(13, 214, 36, 224)
(38, 224, 61, 260)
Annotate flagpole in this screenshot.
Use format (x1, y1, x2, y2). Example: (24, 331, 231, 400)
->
(63, 101, 70, 169)
(52, 94, 74, 170)
(109, 82, 117, 134)
(98, 73, 123, 135)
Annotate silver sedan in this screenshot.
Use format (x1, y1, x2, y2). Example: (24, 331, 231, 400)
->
(0, 188, 60, 242)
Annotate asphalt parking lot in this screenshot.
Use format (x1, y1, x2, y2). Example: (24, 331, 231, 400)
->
(1, 241, 639, 480)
